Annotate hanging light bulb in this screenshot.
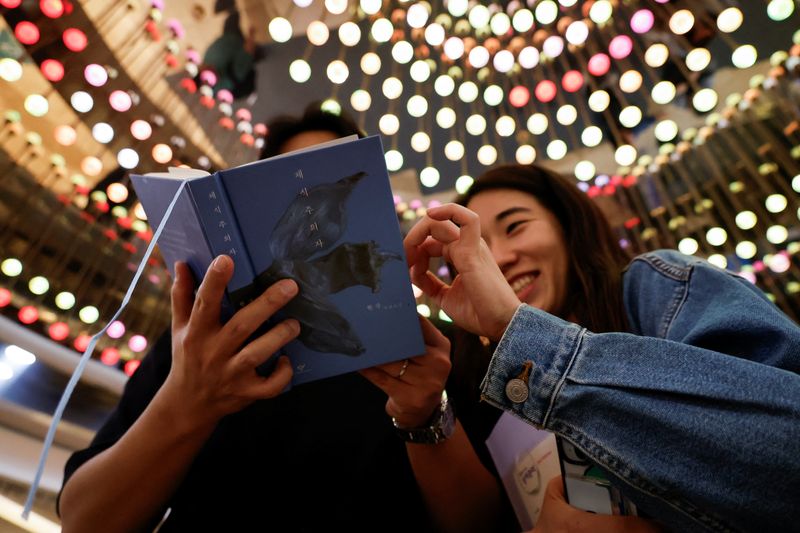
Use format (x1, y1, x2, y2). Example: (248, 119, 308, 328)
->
(619, 70, 643, 93)
(379, 113, 400, 135)
(425, 23, 445, 46)
(361, 52, 381, 75)
(360, 0, 381, 15)
(630, 9, 654, 33)
(420, 167, 440, 188)
(326, 60, 349, 84)
(468, 4, 491, 28)
(527, 113, 548, 135)
(307, 20, 329, 45)
(55, 291, 75, 310)
(371, 18, 393, 43)
(434, 75, 455, 96)
(490, 12, 511, 36)
(325, 0, 347, 15)
(692, 88, 718, 112)
(289, 59, 311, 83)
(407, 95, 428, 117)
(458, 81, 478, 103)
(609, 35, 633, 59)
(385, 150, 403, 171)
(444, 140, 465, 161)
(407, 3, 430, 28)
(152, 144, 173, 164)
(92, 122, 114, 144)
(409, 60, 431, 82)
(546, 140, 567, 160)
(392, 41, 414, 64)
(765, 194, 788, 213)
(455, 175, 474, 194)
(444, 36, 465, 60)
(493, 50, 515, 72)
(411, 132, 431, 152)
(0, 58, 22, 82)
(71, 91, 93, 113)
(732, 45, 757, 68)
(495, 116, 516, 137)
(615, 145, 638, 166)
(581, 126, 603, 147)
(717, 7, 743, 33)
(706, 227, 728, 246)
(382, 76, 403, 99)
(516, 145, 536, 164)
(269, 17, 292, 42)
(466, 114, 486, 135)
(766, 225, 788, 244)
(338, 21, 362, 47)
(575, 161, 596, 181)
(518, 46, 540, 69)
(436, 107, 456, 129)
(484, 85, 504, 106)
(735, 211, 757, 230)
(542, 36, 564, 58)
(588, 90, 610, 112)
(565, 21, 589, 45)
(512, 9, 534, 32)
(669, 9, 695, 35)
(556, 105, 578, 126)
(509, 86, 530, 108)
(654, 119, 679, 142)
(678, 238, 699, 255)
(350, 89, 371, 111)
(619, 106, 643, 128)
(645, 43, 669, 67)
(478, 145, 498, 166)
(767, 0, 794, 21)
(686, 48, 711, 72)
(535, 0, 558, 24)
(651, 81, 677, 104)
(469, 46, 490, 68)
(24, 95, 49, 117)
(736, 241, 757, 259)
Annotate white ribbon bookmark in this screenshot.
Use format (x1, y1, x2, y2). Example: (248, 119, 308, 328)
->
(23, 181, 187, 519)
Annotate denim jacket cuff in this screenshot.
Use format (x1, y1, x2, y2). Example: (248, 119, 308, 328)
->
(480, 304, 585, 428)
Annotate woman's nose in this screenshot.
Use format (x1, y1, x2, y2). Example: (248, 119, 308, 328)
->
(490, 241, 517, 271)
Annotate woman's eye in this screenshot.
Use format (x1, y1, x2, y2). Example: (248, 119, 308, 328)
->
(506, 221, 526, 234)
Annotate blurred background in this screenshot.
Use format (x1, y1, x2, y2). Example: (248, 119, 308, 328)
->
(0, 0, 798, 529)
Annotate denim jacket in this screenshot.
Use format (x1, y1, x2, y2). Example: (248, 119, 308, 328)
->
(480, 250, 800, 532)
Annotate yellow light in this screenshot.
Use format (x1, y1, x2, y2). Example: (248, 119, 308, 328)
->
(735, 211, 757, 230)
(483, 85, 504, 106)
(477, 145, 498, 166)
(289, 59, 311, 83)
(706, 227, 727, 246)
(107, 182, 129, 203)
(268, 17, 292, 43)
(420, 167, 440, 188)
(468, 4, 490, 28)
(409, 60, 431, 83)
(615, 145, 637, 166)
(589, 0, 613, 24)
(736, 241, 757, 259)
(588, 90, 610, 112)
(28, 276, 49, 295)
(307, 20, 329, 45)
(1, 258, 22, 277)
(717, 7, 743, 33)
(360, 52, 381, 75)
(382, 77, 403, 99)
(378, 114, 400, 135)
(466, 114, 486, 135)
(392, 41, 414, 64)
(434, 75, 455, 97)
(495, 116, 516, 137)
(707, 254, 727, 269)
(458, 81, 478, 103)
(55, 291, 75, 310)
(326, 60, 349, 84)
(556, 105, 578, 126)
(652, 81, 676, 105)
(406, 95, 428, 118)
(350, 89, 371, 112)
(669, 9, 695, 35)
(371, 18, 393, 43)
(619, 70, 643, 93)
(455, 175, 474, 194)
(765, 194, 787, 213)
(411, 132, 431, 152)
(645, 43, 669, 68)
(582, 126, 603, 147)
(436, 107, 456, 129)
(766, 225, 788, 244)
(444, 140, 465, 161)
(575, 160, 596, 181)
(536, 0, 558, 24)
(732, 45, 757, 69)
(527, 113, 548, 135)
(686, 48, 711, 72)
(152, 144, 173, 164)
(79, 305, 100, 324)
(678, 238, 699, 255)
(385, 150, 403, 171)
(619, 106, 642, 128)
(516, 145, 536, 164)
(546, 140, 567, 160)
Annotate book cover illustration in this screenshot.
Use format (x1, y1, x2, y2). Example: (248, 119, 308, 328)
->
(132, 136, 424, 385)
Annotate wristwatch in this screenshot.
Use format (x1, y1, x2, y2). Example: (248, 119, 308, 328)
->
(393, 391, 455, 444)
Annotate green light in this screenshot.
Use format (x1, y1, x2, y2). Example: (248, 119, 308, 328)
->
(767, 0, 794, 21)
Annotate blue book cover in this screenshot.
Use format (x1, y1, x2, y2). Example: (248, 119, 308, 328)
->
(131, 136, 424, 385)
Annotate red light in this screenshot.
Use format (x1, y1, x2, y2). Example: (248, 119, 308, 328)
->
(534, 80, 557, 103)
(100, 347, 120, 366)
(588, 53, 611, 76)
(18, 306, 38, 324)
(561, 70, 584, 93)
(48, 322, 70, 341)
(509, 86, 530, 108)
(40, 0, 64, 17)
(124, 359, 141, 376)
(74, 334, 91, 352)
(0, 288, 10, 307)
(63, 28, 88, 52)
(15, 21, 40, 45)
(40, 59, 64, 82)
(1, 0, 22, 8)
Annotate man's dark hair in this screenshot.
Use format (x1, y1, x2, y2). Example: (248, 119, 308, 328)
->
(260, 103, 364, 159)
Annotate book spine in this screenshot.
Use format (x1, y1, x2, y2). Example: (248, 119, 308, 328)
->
(187, 175, 257, 313)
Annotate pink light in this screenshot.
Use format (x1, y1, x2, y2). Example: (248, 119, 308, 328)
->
(254, 123, 267, 136)
(124, 359, 141, 376)
(561, 70, 584, 92)
(54, 125, 77, 146)
(15, 21, 40, 45)
(0, 288, 10, 307)
(609, 35, 633, 59)
(63, 28, 87, 51)
(216, 89, 234, 103)
(84, 64, 108, 87)
(128, 335, 148, 353)
(73, 334, 91, 352)
(630, 10, 654, 34)
(48, 322, 70, 341)
(235, 108, 252, 122)
(18, 306, 38, 324)
(109, 90, 132, 112)
(100, 347, 120, 366)
(107, 320, 126, 339)
(409, 199, 423, 210)
(41, 59, 64, 82)
(130, 120, 152, 140)
(199, 69, 217, 86)
(588, 53, 611, 76)
(1, 0, 22, 8)
(509, 86, 530, 108)
(534, 80, 557, 103)
(40, 0, 64, 18)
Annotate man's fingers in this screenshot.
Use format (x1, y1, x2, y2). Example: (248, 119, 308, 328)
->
(244, 355, 294, 399)
(171, 262, 195, 329)
(189, 255, 234, 332)
(235, 318, 301, 370)
(222, 278, 299, 348)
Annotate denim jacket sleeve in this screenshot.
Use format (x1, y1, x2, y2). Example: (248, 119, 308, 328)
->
(479, 250, 800, 533)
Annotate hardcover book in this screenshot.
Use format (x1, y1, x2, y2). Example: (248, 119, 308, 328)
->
(130, 135, 424, 385)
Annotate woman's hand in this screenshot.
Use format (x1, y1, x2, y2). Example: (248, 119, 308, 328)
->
(360, 317, 452, 428)
(164, 256, 299, 428)
(404, 203, 521, 342)
(529, 476, 663, 533)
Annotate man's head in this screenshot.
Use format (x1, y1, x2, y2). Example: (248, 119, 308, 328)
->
(260, 103, 364, 159)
